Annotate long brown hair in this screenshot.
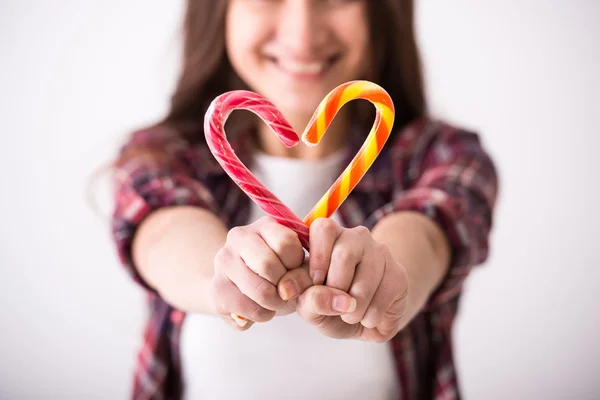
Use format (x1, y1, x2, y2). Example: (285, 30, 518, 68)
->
(118, 0, 426, 163)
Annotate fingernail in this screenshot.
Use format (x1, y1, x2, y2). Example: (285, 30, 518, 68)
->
(231, 313, 248, 327)
(312, 271, 324, 285)
(332, 295, 357, 313)
(280, 279, 300, 300)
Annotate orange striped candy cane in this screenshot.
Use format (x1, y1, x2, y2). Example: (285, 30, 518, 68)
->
(301, 80, 395, 227)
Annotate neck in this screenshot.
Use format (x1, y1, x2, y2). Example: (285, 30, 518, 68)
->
(256, 108, 351, 160)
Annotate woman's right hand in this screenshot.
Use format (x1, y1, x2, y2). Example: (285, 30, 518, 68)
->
(211, 216, 312, 330)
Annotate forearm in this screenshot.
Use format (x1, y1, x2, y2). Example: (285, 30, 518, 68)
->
(132, 205, 228, 315)
(371, 211, 451, 326)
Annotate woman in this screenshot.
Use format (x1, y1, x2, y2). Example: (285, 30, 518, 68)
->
(111, 0, 498, 398)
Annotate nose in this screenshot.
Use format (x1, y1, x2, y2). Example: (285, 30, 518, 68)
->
(276, 1, 326, 58)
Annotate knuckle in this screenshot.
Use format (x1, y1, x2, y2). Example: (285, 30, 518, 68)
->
(397, 275, 409, 300)
(332, 247, 355, 267)
(311, 252, 330, 269)
(254, 256, 280, 279)
(213, 248, 231, 269)
(275, 236, 303, 267)
(257, 215, 276, 227)
(226, 226, 244, 241)
(377, 242, 391, 258)
(352, 225, 371, 238)
(350, 283, 373, 303)
(368, 304, 383, 318)
(361, 309, 382, 328)
(227, 291, 248, 315)
(278, 230, 300, 252)
(249, 303, 275, 322)
(313, 218, 337, 238)
(271, 239, 290, 257)
(389, 264, 408, 295)
(253, 279, 277, 304)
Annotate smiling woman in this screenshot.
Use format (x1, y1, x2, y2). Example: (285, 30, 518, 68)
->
(128, 0, 426, 160)
(110, 0, 498, 399)
(225, 0, 372, 127)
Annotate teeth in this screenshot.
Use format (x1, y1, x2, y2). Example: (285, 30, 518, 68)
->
(278, 60, 325, 74)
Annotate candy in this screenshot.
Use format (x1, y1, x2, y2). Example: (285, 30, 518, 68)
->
(204, 90, 311, 248)
(204, 80, 395, 325)
(301, 80, 395, 227)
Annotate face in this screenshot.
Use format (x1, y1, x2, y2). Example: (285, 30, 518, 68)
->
(225, 0, 371, 121)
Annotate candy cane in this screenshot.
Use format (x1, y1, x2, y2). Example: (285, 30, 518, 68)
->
(204, 80, 395, 326)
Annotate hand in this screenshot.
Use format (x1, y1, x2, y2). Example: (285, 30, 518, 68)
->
(211, 216, 313, 330)
(292, 218, 409, 343)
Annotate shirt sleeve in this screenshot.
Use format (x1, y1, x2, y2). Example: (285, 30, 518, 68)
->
(388, 122, 499, 309)
(110, 127, 219, 293)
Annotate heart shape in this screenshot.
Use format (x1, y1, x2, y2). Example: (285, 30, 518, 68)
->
(204, 80, 395, 250)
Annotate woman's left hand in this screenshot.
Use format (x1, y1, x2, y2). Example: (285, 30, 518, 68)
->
(289, 218, 410, 343)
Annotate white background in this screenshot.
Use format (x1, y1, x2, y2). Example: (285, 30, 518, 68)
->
(1, 1, 599, 398)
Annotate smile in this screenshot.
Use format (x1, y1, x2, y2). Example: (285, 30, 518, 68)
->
(267, 55, 340, 80)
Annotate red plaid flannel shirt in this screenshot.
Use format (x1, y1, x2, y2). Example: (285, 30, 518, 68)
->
(111, 117, 498, 399)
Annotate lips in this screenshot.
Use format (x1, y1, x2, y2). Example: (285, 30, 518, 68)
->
(267, 54, 340, 79)
(278, 59, 325, 74)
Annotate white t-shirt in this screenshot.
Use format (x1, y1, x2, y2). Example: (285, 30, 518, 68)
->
(180, 149, 401, 400)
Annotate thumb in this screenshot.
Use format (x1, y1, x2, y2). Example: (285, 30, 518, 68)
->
(297, 285, 357, 317)
(277, 263, 313, 301)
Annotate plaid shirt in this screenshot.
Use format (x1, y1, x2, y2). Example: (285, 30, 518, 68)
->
(111, 117, 498, 400)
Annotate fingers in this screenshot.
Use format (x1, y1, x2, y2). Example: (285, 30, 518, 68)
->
(219, 247, 288, 312)
(340, 237, 386, 325)
(308, 218, 343, 285)
(233, 226, 287, 286)
(324, 226, 368, 292)
(257, 217, 305, 270)
(212, 272, 276, 329)
(361, 250, 409, 331)
(295, 285, 361, 339)
(212, 217, 309, 331)
(297, 285, 357, 317)
(277, 265, 313, 301)
(303, 223, 405, 335)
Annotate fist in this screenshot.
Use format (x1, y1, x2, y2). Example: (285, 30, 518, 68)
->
(295, 218, 409, 342)
(211, 216, 313, 330)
